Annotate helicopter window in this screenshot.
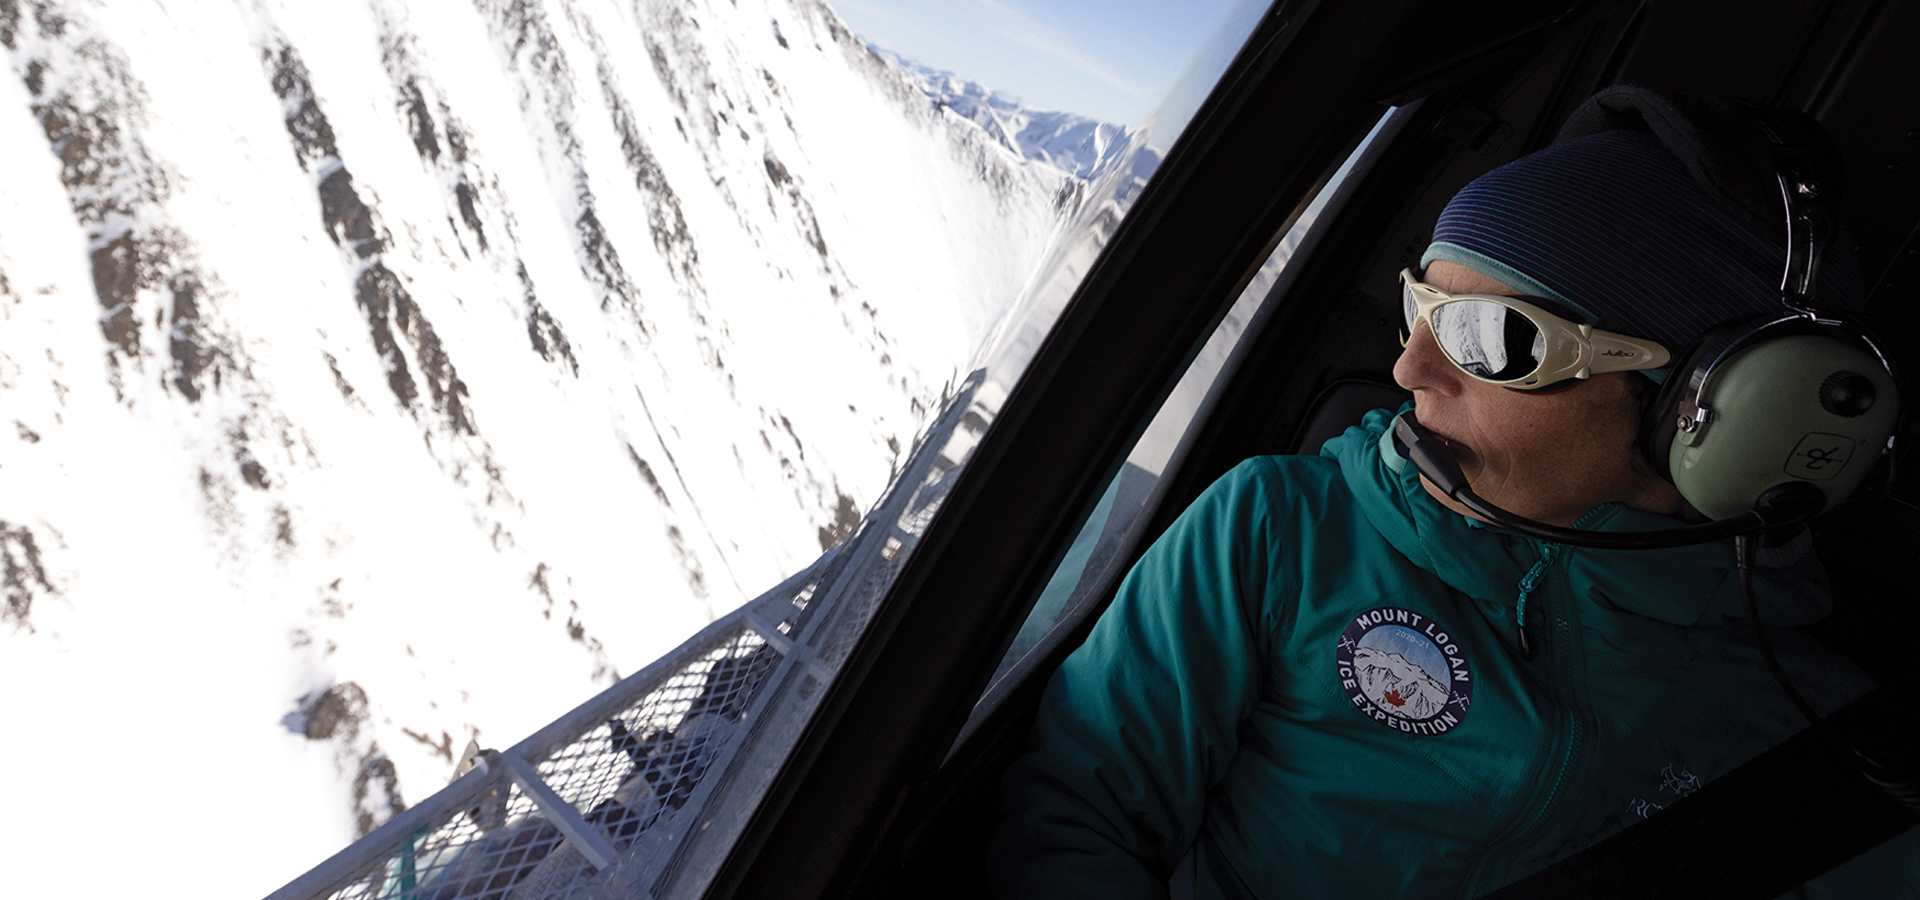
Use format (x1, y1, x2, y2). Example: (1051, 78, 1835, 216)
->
(954, 106, 1412, 751)
(257, 5, 1281, 900)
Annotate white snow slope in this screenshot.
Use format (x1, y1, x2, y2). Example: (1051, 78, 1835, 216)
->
(0, 0, 1083, 893)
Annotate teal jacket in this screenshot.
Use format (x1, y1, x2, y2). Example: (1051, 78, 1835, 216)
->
(991, 407, 1894, 898)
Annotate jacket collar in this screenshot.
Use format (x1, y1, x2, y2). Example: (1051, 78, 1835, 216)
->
(1322, 406, 1828, 628)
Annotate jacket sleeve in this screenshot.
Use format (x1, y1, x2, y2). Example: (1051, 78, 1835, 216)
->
(988, 459, 1289, 899)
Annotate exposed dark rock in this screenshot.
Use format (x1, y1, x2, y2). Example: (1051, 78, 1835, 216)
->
(236, 445, 271, 489)
(266, 42, 339, 168)
(816, 490, 860, 551)
(7, 2, 245, 403)
(564, 609, 618, 682)
(478, 0, 648, 328)
(167, 269, 218, 400)
(521, 265, 577, 375)
(401, 726, 454, 763)
(318, 168, 383, 257)
(397, 78, 439, 162)
(666, 524, 708, 597)
(87, 233, 141, 358)
(0, 1, 19, 50)
(529, 561, 556, 618)
(625, 443, 671, 507)
(644, 34, 687, 113)
(322, 351, 358, 403)
(574, 207, 642, 323)
(762, 152, 789, 187)
(353, 263, 473, 434)
(251, 12, 511, 549)
(595, 54, 698, 285)
(776, 413, 803, 459)
(779, 179, 830, 262)
(198, 465, 240, 533)
(264, 34, 477, 431)
(393, 281, 475, 433)
(352, 753, 405, 836)
(271, 504, 295, 547)
(351, 263, 418, 409)
(454, 179, 487, 250)
(290, 681, 368, 741)
(373, 11, 496, 269)
(443, 105, 470, 162)
(528, 564, 618, 678)
(282, 682, 405, 834)
(0, 520, 53, 629)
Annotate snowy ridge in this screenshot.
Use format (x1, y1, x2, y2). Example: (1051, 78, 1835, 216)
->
(869, 44, 1161, 185)
(0, 0, 1079, 893)
(1352, 648, 1450, 720)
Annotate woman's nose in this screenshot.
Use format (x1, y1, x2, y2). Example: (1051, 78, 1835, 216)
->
(1393, 322, 1462, 396)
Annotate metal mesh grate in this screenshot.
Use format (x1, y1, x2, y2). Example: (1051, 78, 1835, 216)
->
(813, 546, 901, 671)
(306, 624, 782, 900)
(538, 630, 775, 842)
(324, 782, 546, 900)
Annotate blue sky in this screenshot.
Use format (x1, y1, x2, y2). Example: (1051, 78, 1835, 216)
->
(831, 0, 1267, 127)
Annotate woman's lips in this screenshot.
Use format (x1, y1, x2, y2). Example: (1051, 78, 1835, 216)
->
(1416, 419, 1471, 458)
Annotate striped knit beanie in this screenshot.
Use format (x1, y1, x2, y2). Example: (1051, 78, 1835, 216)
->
(1422, 128, 1863, 381)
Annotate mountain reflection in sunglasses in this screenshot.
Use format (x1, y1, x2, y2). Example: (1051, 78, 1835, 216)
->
(1399, 269, 1670, 391)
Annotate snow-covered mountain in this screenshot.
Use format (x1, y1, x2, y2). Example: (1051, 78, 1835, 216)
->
(869, 44, 1160, 188)
(0, 0, 1100, 893)
(1352, 648, 1451, 720)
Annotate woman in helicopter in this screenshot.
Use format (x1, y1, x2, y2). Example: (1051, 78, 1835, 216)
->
(987, 89, 1914, 898)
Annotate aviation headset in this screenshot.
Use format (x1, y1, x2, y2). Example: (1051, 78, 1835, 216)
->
(1392, 86, 1918, 814)
(1395, 87, 1904, 548)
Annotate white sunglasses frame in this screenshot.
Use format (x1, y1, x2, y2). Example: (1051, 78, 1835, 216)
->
(1399, 268, 1672, 390)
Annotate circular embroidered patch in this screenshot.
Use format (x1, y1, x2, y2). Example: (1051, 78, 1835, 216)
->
(1335, 607, 1473, 735)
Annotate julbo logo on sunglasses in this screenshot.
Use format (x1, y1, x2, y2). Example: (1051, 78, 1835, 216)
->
(1399, 268, 1671, 391)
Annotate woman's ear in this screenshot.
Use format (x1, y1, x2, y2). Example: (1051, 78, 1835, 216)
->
(1627, 450, 1705, 521)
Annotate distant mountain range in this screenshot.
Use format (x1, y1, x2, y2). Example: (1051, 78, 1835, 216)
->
(869, 45, 1162, 188)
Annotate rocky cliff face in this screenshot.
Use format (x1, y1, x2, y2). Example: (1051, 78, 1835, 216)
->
(0, 0, 1093, 891)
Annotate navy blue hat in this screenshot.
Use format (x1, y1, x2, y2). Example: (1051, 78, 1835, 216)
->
(1423, 128, 1863, 380)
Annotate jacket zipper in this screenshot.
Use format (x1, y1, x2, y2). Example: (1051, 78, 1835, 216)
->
(1461, 538, 1591, 897)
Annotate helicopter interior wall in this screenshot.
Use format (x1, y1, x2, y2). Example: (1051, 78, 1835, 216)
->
(1150, 0, 1920, 697)
(851, 1, 1920, 897)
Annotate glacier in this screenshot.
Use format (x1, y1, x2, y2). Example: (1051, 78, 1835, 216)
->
(0, 0, 1134, 894)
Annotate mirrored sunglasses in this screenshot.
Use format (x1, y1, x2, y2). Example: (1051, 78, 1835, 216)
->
(1399, 269, 1670, 391)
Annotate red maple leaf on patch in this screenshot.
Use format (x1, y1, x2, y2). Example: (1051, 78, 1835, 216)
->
(1382, 689, 1405, 707)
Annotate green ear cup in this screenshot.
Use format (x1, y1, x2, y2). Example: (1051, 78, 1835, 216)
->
(1670, 335, 1900, 521)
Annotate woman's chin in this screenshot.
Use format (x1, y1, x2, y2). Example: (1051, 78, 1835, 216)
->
(1416, 474, 1483, 522)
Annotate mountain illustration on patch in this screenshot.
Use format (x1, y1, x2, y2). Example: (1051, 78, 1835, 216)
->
(1352, 648, 1450, 719)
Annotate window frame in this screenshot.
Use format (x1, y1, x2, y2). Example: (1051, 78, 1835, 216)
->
(699, 2, 1457, 897)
